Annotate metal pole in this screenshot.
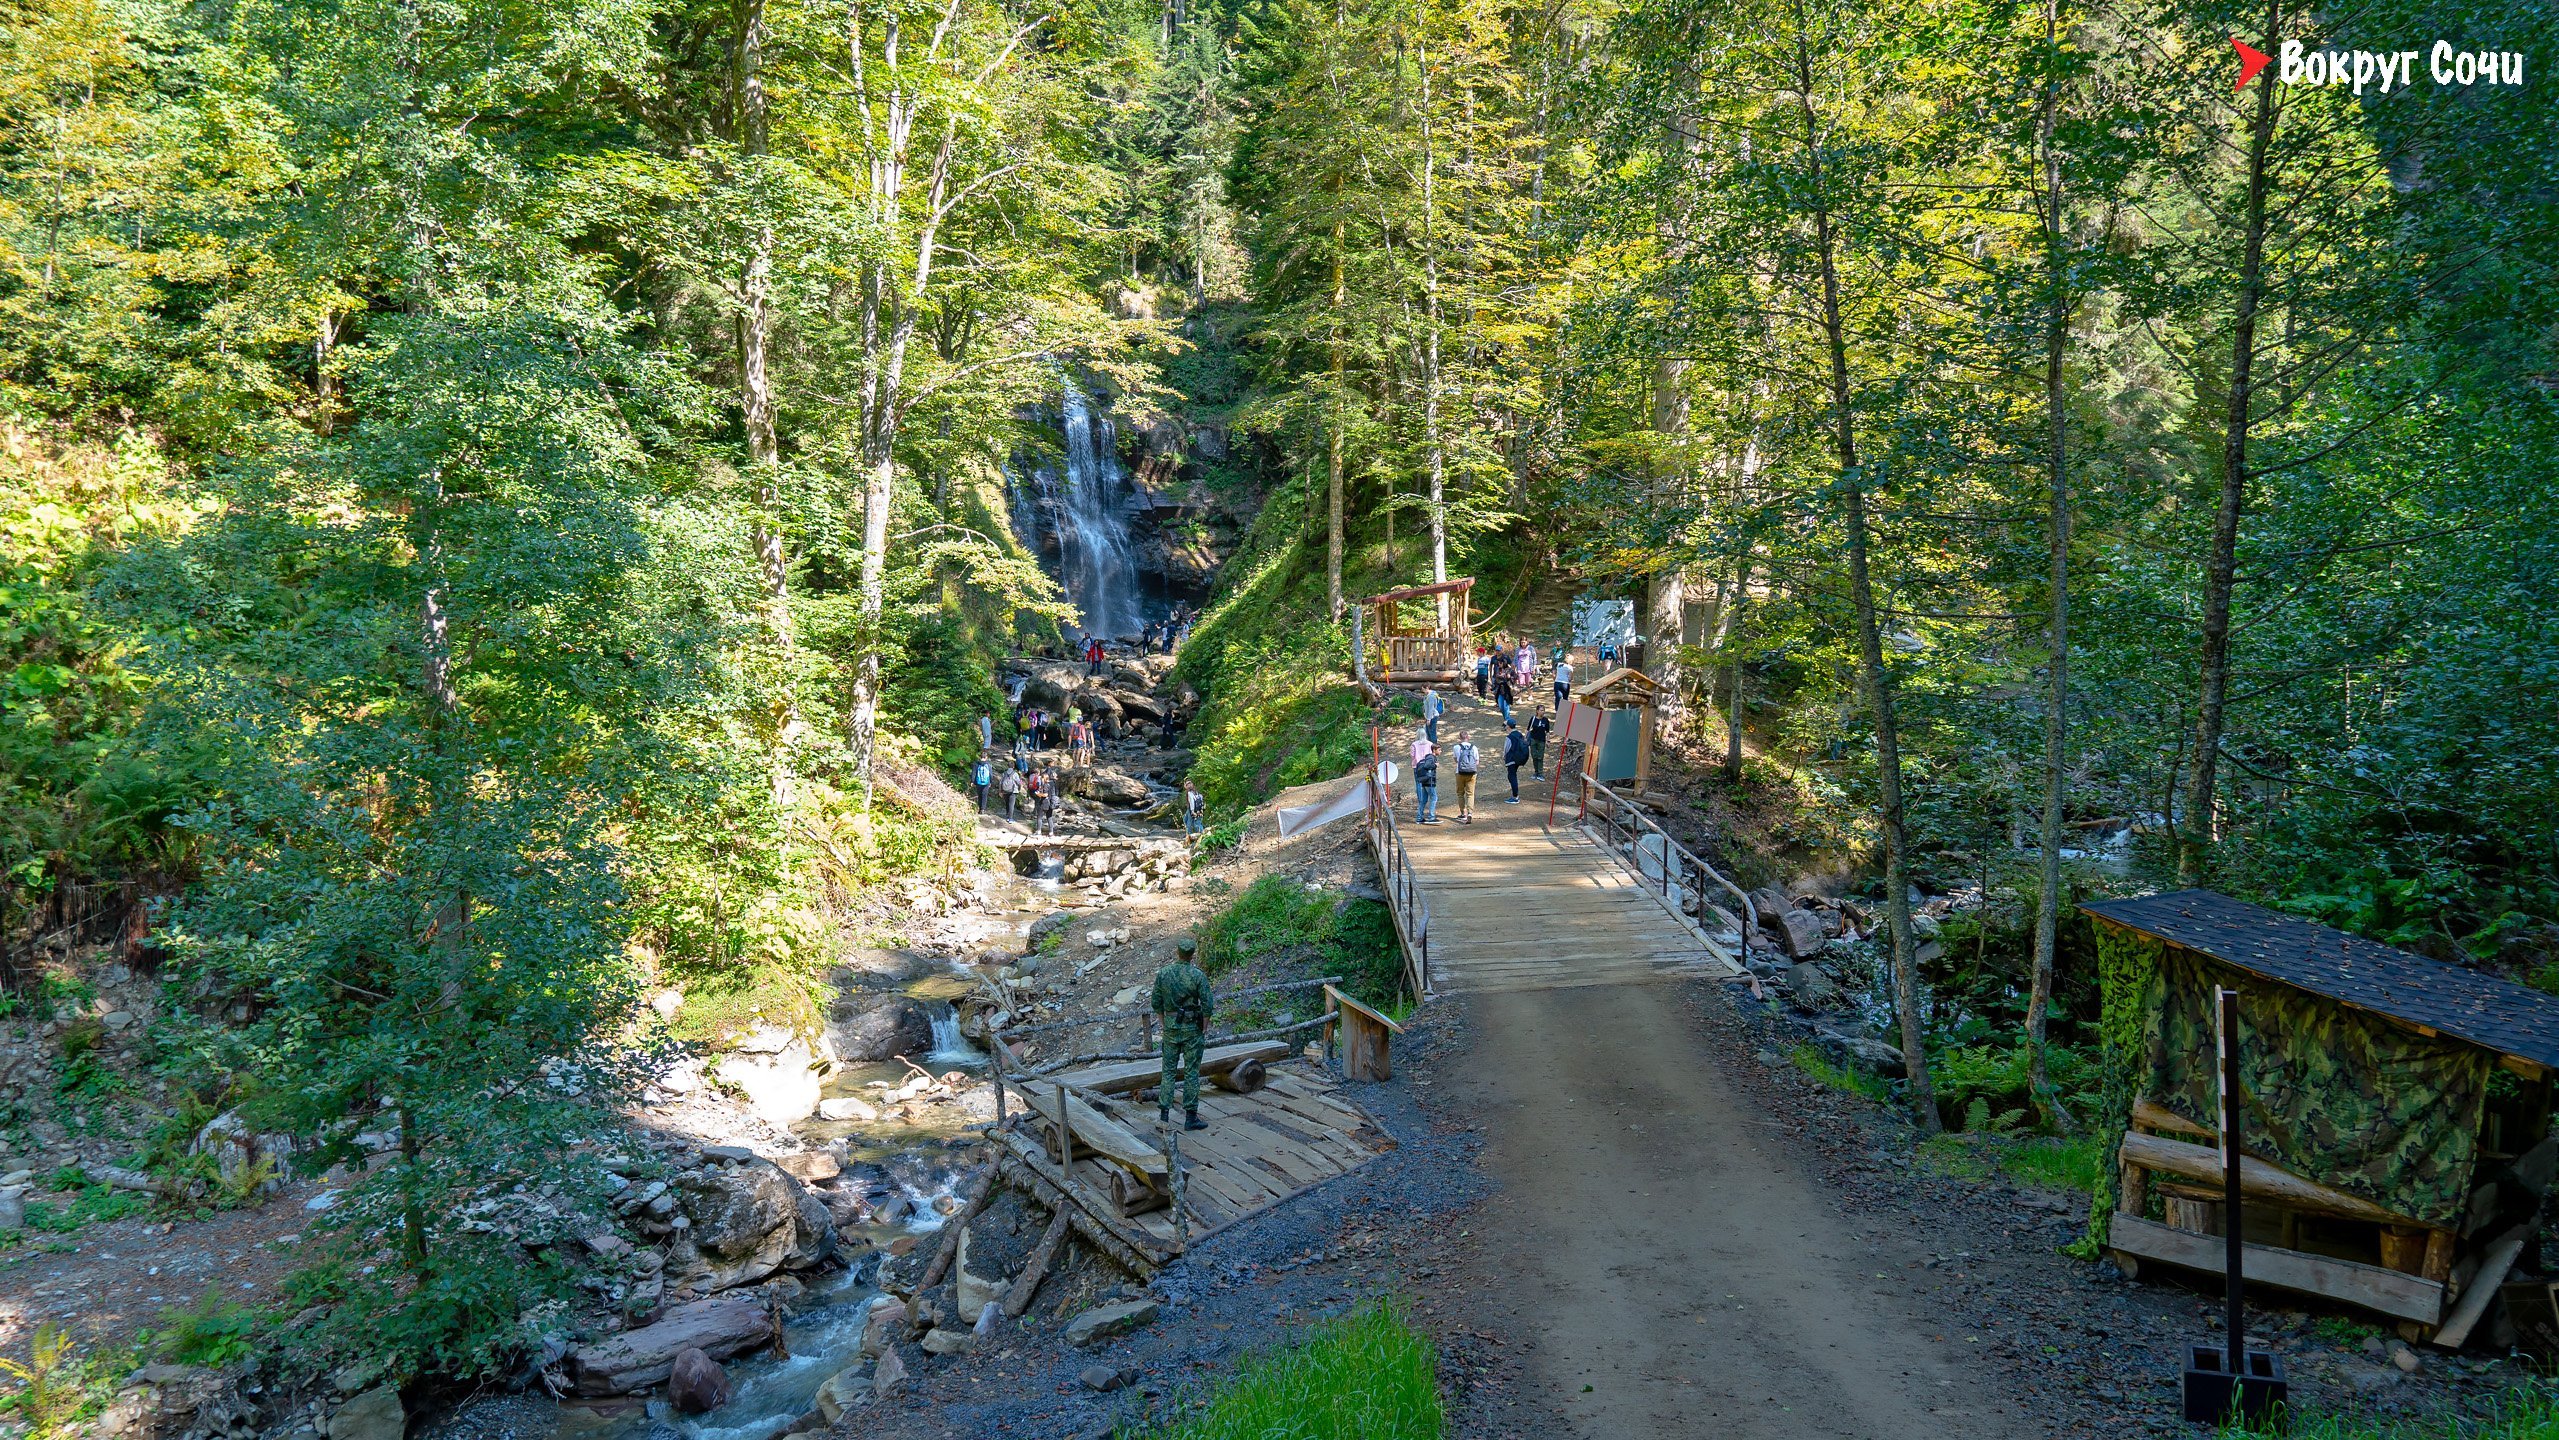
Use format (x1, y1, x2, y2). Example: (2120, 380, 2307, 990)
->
(2219, 985, 2244, 1374)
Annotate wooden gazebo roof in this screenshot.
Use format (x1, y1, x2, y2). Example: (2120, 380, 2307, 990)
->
(2081, 890, 2559, 1072)
(1360, 578, 1475, 606)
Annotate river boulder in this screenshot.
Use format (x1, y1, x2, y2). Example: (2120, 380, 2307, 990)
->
(670, 1156, 835, 1293)
(713, 1025, 830, 1126)
(667, 1349, 731, 1413)
(1017, 662, 1088, 711)
(829, 994, 935, 1063)
(1074, 767, 1154, 808)
(568, 1295, 775, 1396)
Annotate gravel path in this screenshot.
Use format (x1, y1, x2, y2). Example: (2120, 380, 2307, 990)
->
(1430, 982, 2030, 1438)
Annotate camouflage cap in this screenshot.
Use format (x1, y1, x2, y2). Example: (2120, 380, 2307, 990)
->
(1174, 934, 1198, 957)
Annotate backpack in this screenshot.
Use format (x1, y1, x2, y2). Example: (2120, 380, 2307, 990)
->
(1415, 755, 1439, 786)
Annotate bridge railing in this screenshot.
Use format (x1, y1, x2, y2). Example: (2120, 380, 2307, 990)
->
(1574, 776, 1759, 966)
(1364, 797, 1433, 1000)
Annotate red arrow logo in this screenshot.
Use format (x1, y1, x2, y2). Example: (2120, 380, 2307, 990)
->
(2232, 38, 2273, 90)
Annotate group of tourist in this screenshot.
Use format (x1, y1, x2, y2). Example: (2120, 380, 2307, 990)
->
(1077, 604, 1199, 676)
(1141, 605, 1197, 655)
(1465, 637, 1580, 725)
(1407, 707, 1552, 824)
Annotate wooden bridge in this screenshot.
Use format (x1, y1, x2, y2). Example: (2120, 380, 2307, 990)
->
(1364, 703, 1751, 995)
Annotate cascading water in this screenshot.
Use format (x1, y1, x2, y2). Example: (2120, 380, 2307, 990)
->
(924, 1003, 984, 1068)
(1047, 384, 1144, 642)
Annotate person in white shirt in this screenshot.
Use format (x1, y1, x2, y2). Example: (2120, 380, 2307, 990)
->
(1552, 658, 1574, 710)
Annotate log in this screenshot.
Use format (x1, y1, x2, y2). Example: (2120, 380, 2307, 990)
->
(1211, 1057, 1268, 1094)
(1000, 1209, 1073, 1319)
(2434, 1222, 2533, 1348)
(2131, 1096, 2215, 1139)
(991, 1132, 1168, 1273)
(1012, 1082, 1167, 1179)
(2119, 1129, 2426, 1228)
(915, 1164, 996, 1293)
(1048, 1042, 1292, 1096)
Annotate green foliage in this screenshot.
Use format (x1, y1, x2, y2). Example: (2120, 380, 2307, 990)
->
(149, 1291, 268, 1368)
(1928, 1044, 2099, 1135)
(1123, 1299, 1442, 1440)
(21, 1172, 152, 1234)
(2225, 1382, 2559, 1439)
(1198, 875, 1403, 1009)
(1789, 1044, 1893, 1103)
(0, 1325, 138, 1440)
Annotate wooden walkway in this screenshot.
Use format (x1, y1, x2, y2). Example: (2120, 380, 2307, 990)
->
(1392, 724, 1741, 993)
(1006, 1060, 1391, 1258)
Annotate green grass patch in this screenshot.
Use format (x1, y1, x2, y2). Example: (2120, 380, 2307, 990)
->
(20, 1170, 152, 1235)
(1123, 1299, 1441, 1440)
(1199, 875, 1403, 1009)
(1915, 1133, 2104, 1193)
(1997, 1135, 2104, 1194)
(1790, 1043, 1893, 1103)
(2227, 1380, 2559, 1437)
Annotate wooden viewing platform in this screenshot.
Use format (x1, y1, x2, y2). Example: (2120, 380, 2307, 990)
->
(993, 1053, 1392, 1269)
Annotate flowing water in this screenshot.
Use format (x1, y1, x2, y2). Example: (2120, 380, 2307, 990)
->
(1015, 383, 1152, 643)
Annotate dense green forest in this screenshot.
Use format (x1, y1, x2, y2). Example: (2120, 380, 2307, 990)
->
(3, 0, 2553, 1385)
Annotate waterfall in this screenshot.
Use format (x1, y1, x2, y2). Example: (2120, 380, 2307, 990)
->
(925, 1003, 984, 1067)
(1054, 385, 1143, 642)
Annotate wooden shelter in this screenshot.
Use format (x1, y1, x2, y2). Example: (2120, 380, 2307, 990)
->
(1357, 578, 1474, 684)
(1566, 666, 1664, 791)
(2085, 890, 2558, 1344)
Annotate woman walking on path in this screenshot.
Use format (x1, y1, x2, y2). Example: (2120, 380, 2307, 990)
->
(1492, 665, 1516, 726)
(1474, 650, 1492, 698)
(1414, 746, 1441, 824)
(1423, 689, 1444, 745)
(1031, 770, 1060, 835)
(1552, 657, 1574, 710)
(1451, 732, 1480, 824)
(1515, 642, 1535, 690)
(972, 753, 994, 812)
(1182, 778, 1206, 842)
(1528, 711, 1551, 779)
(996, 763, 1023, 820)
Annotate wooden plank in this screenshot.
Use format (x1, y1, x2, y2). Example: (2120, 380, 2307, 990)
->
(1014, 1081, 1168, 1178)
(1324, 984, 1404, 1033)
(2434, 1223, 2532, 1348)
(1047, 1042, 1293, 1097)
(2109, 1215, 2445, 1325)
(2119, 1130, 2425, 1227)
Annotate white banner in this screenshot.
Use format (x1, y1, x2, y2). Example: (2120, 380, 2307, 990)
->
(1277, 777, 1379, 839)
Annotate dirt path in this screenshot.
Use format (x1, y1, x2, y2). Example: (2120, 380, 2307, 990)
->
(1436, 983, 2033, 1439)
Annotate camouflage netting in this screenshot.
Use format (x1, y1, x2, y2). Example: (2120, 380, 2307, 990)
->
(2145, 946, 2493, 1229)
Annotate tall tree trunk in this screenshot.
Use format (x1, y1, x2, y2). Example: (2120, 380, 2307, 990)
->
(2179, 0, 2280, 884)
(736, 0, 795, 814)
(1418, 37, 1449, 627)
(2027, 0, 2073, 1131)
(1720, 560, 1752, 784)
(1799, 39, 1937, 1131)
(1326, 213, 1346, 622)
(1647, 358, 1687, 731)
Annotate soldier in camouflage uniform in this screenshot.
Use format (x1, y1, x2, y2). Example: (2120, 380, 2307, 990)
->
(1153, 935, 1215, 1130)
